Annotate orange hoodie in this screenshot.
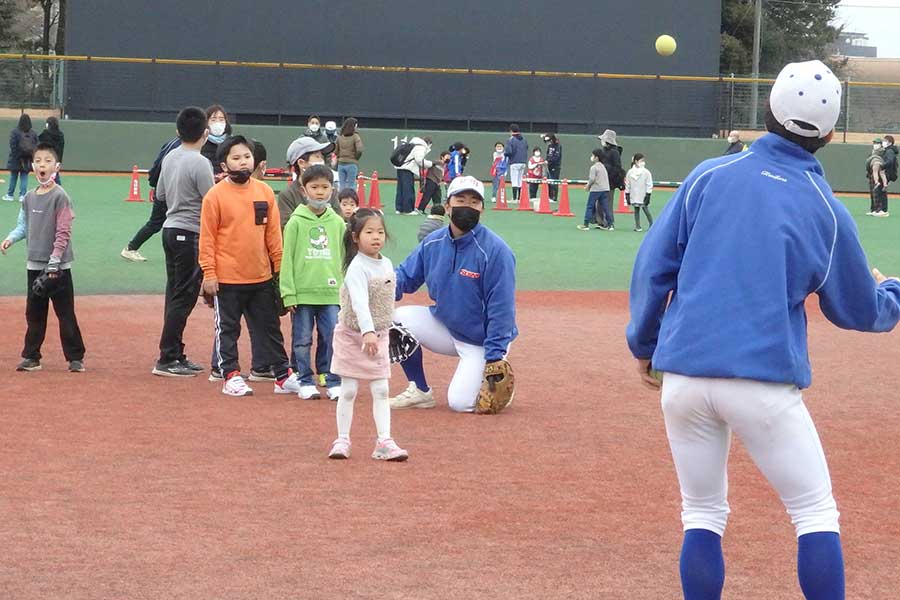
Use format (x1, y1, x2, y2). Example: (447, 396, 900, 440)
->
(199, 178, 282, 284)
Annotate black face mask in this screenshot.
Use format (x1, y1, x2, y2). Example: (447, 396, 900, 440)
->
(450, 206, 480, 233)
(228, 168, 252, 184)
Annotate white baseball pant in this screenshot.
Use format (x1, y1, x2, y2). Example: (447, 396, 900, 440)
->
(508, 163, 525, 189)
(661, 373, 840, 538)
(393, 305, 488, 413)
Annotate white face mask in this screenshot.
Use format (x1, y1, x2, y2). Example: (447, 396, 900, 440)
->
(637, 161, 646, 168)
(533, 152, 541, 158)
(33, 162, 60, 186)
(308, 123, 320, 132)
(727, 137, 737, 144)
(308, 158, 325, 166)
(874, 144, 881, 151)
(209, 122, 226, 137)
(883, 141, 891, 149)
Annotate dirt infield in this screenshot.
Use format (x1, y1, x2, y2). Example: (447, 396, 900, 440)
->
(2, 291, 898, 599)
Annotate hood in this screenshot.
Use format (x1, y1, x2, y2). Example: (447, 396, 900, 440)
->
(512, 133, 524, 140)
(290, 203, 340, 223)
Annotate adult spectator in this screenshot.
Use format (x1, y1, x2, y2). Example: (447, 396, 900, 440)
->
(504, 124, 528, 203)
(723, 130, 745, 155)
(304, 115, 329, 144)
(596, 129, 624, 226)
(396, 135, 432, 215)
(38, 116, 65, 185)
(278, 136, 339, 228)
(881, 135, 897, 188)
(202, 104, 232, 177)
(4, 114, 38, 202)
(335, 117, 363, 192)
(544, 133, 563, 201)
(866, 138, 889, 217)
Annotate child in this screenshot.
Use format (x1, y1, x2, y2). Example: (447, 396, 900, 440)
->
(280, 164, 346, 400)
(578, 149, 611, 231)
(417, 204, 446, 242)
(278, 136, 339, 228)
(338, 188, 359, 221)
(250, 139, 267, 180)
(527, 147, 546, 201)
(447, 143, 464, 180)
(198, 135, 300, 397)
(328, 208, 408, 461)
(625, 153, 654, 232)
(490, 142, 508, 203)
(2, 143, 86, 372)
(417, 151, 448, 213)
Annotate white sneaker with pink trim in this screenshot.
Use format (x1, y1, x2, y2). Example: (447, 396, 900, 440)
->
(371, 439, 408, 462)
(328, 438, 351, 459)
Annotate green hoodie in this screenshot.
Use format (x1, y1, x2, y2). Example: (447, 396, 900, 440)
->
(280, 204, 346, 306)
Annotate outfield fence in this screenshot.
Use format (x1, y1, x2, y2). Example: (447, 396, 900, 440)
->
(0, 54, 898, 136)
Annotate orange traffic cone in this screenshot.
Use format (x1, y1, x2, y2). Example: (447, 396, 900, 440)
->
(517, 181, 532, 212)
(615, 189, 631, 214)
(553, 180, 575, 217)
(536, 179, 552, 214)
(368, 171, 382, 211)
(356, 173, 368, 208)
(494, 178, 510, 211)
(125, 165, 144, 202)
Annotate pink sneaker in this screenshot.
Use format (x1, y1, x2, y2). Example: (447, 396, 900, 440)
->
(328, 438, 351, 459)
(371, 438, 408, 462)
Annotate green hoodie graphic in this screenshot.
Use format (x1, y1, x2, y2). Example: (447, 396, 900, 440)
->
(280, 204, 345, 306)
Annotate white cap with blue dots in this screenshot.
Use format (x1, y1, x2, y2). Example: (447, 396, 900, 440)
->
(769, 60, 842, 139)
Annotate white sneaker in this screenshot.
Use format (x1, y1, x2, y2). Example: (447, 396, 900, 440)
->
(120, 247, 147, 262)
(874, 211, 889, 218)
(327, 385, 341, 401)
(299, 385, 321, 400)
(866, 211, 876, 216)
(274, 372, 302, 394)
(328, 437, 351, 459)
(2, 194, 13, 202)
(17, 196, 24, 202)
(223, 375, 254, 397)
(390, 382, 435, 409)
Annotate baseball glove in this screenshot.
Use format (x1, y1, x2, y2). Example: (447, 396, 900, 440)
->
(475, 359, 515, 414)
(389, 322, 420, 364)
(31, 269, 60, 298)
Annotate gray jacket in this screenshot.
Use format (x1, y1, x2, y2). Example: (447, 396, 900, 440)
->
(587, 162, 610, 192)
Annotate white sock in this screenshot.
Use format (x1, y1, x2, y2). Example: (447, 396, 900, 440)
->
(371, 379, 391, 442)
(336, 377, 358, 440)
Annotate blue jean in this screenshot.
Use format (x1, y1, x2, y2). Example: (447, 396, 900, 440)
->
(337, 164, 358, 192)
(491, 173, 505, 200)
(395, 169, 415, 213)
(291, 305, 340, 386)
(585, 191, 612, 227)
(7, 171, 28, 197)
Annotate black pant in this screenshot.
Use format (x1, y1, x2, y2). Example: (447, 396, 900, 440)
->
(23, 269, 86, 362)
(213, 282, 290, 379)
(548, 165, 561, 200)
(870, 180, 889, 213)
(395, 170, 415, 213)
(417, 179, 442, 212)
(128, 195, 167, 252)
(159, 228, 202, 363)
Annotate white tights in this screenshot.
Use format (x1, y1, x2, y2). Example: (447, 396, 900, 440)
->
(336, 378, 391, 442)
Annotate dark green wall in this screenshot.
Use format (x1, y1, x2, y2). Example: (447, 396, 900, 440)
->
(0, 119, 875, 193)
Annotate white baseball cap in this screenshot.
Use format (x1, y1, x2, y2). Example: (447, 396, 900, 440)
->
(769, 60, 842, 139)
(447, 176, 485, 201)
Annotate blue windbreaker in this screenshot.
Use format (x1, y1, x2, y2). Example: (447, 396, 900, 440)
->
(396, 224, 518, 361)
(627, 133, 900, 388)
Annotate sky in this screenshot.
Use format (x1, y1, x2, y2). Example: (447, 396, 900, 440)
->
(835, 0, 900, 58)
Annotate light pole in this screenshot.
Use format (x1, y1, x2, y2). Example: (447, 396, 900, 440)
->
(750, 0, 762, 129)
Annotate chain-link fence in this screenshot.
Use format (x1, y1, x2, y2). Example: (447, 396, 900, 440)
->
(1, 55, 898, 137)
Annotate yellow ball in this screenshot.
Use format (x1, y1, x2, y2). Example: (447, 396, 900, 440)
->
(655, 35, 677, 57)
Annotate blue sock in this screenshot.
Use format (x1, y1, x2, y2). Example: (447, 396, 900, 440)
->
(680, 529, 725, 600)
(400, 347, 429, 392)
(798, 532, 844, 600)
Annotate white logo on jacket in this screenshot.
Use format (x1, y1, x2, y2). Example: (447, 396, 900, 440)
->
(761, 170, 788, 183)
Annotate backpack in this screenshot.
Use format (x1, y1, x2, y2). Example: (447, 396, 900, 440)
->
(390, 142, 416, 168)
(18, 131, 37, 157)
(885, 148, 899, 182)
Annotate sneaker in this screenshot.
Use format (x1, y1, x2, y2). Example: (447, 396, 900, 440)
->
(328, 438, 351, 459)
(327, 385, 341, 401)
(120, 247, 147, 262)
(152, 361, 197, 377)
(634, 227, 643, 232)
(594, 224, 610, 230)
(491, 197, 496, 203)
(607, 226, 616, 232)
(274, 372, 302, 395)
(222, 374, 253, 397)
(299, 385, 322, 400)
(404, 211, 419, 216)
(180, 358, 203, 372)
(371, 438, 409, 462)
(866, 211, 876, 216)
(317, 373, 327, 387)
(249, 368, 276, 382)
(2, 194, 14, 202)
(18, 196, 23, 202)
(390, 382, 435, 409)
(208, 369, 224, 382)
(68, 360, 85, 373)
(15, 358, 41, 372)
(875, 211, 890, 217)
(576, 224, 590, 231)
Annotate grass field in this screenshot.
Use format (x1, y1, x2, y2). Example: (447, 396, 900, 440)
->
(1, 174, 897, 295)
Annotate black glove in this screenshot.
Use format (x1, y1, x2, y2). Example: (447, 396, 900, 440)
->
(625, 193, 631, 205)
(644, 193, 651, 206)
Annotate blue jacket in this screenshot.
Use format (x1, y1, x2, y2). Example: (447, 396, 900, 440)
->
(504, 134, 528, 166)
(447, 150, 464, 179)
(627, 133, 900, 389)
(396, 224, 518, 361)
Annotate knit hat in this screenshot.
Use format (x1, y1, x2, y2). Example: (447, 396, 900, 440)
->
(769, 60, 842, 139)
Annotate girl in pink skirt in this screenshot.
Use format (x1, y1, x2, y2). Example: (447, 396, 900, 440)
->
(328, 208, 408, 462)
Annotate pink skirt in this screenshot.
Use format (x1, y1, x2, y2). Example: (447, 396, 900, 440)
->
(330, 323, 391, 380)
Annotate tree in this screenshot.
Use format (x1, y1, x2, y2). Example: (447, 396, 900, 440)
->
(0, 0, 22, 52)
(721, 0, 845, 76)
